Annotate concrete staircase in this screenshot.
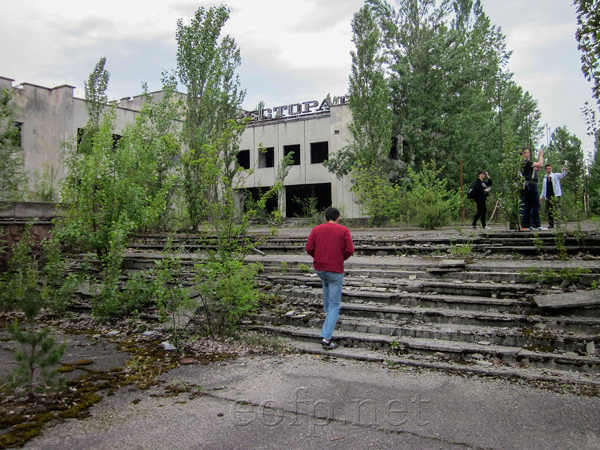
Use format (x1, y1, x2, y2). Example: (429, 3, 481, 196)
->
(246, 251, 600, 386)
(125, 227, 600, 385)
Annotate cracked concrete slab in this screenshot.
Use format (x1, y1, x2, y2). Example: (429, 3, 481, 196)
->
(534, 290, 600, 309)
(22, 354, 600, 450)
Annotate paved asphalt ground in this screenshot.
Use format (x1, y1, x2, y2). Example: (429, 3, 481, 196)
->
(14, 221, 600, 449)
(21, 352, 600, 450)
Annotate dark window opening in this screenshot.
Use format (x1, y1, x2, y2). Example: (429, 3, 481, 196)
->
(310, 141, 328, 164)
(400, 138, 408, 160)
(13, 122, 23, 148)
(112, 134, 122, 149)
(77, 127, 121, 151)
(77, 128, 85, 147)
(242, 187, 278, 214)
(259, 147, 275, 168)
(237, 149, 250, 169)
(390, 136, 399, 160)
(286, 183, 332, 218)
(283, 144, 301, 165)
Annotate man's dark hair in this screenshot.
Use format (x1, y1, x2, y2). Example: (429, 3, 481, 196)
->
(545, 164, 552, 169)
(520, 147, 529, 155)
(325, 207, 340, 222)
(477, 170, 485, 176)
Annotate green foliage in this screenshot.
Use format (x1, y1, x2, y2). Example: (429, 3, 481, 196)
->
(450, 231, 475, 258)
(575, 0, 600, 104)
(240, 146, 292, 227)
(326, 3, 395, 179)
(280, 261, 288, 273)
(521, 267, 558, 284)
(0, 88, 27, 201)
(531, 233, 544, 255)
(0, 226, 79, 312)
(194, 260, 261, 337)
(545, 126, 584, 212)
(292, 196, 321, 225)
(142, 242, 194, 351)
(0, 228, 37, 309)
(553, 226, 568, 261)
(520, 266, 590, 286)
(403, 162, 461, 229)
(59, 60, 177, 316)
(560, 267, 591, 285)
(356, 0, 547, 198)
(298, 264, 312, 274)
(497, 143, 524, 229)
(175, 5, 246, 230)
(136, 80, 182, 230)
(351, 167, 403, 226)
(3, 252, 66, 394)
(84, 57, 110, 127)
(120, 270, 155, 316)
(39, 233, 81, 312)
(25, 164, 59, 203)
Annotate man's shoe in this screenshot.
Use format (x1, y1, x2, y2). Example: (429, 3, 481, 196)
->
(483, 226, 491, 230)
(520, 227, 529, 231)
(321, 339, 337, 350)
(471, 225, 477, 229)
(531, 227, 547, 231)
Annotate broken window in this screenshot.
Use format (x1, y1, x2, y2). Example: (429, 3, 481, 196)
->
(13, 122, 23, 148)
(310, 141, 328, 164)
(389, 136, 398, 160)
(283, 144, 301, 165)
(237, 149, 250, 169)
(258, 147, 275, 168)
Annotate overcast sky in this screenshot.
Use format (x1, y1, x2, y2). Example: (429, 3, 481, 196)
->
(0, 0, 596, 155)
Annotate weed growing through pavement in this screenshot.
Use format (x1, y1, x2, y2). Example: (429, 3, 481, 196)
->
(298, 264, 312, 274)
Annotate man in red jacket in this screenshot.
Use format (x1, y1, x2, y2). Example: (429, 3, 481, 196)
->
(306, 207, 354, 349)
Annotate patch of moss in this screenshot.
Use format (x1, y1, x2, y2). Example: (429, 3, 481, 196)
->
(58, 393, 102, 419)
(74, 359, 94, 366)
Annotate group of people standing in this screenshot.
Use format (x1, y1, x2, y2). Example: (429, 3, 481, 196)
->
(520, 148, 567, 230)
(470, 147, 567, 231)
(306, 150, 568, 351)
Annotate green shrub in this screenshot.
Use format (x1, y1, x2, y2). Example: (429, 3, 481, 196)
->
(403, 162, 461, 229)
(5, 261, 66, 394)
(351, 167, 402, 226)
(194, 260, 261, 337)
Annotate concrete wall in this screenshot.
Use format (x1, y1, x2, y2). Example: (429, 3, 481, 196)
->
(0, 201, 63, 219)
(0, 76, 151, 197)
(238, 104, 361, 218)
(1, 76, 363, 218)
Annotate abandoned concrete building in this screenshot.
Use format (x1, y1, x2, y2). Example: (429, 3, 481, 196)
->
(1, 76, 363, 218)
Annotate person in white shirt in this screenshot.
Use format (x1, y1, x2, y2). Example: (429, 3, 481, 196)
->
(539, 164, 567, 228)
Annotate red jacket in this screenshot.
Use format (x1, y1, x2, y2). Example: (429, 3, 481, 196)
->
(306, 222, 354, 274)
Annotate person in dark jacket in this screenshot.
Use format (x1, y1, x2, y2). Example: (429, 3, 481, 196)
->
(470, 171, 492, 230)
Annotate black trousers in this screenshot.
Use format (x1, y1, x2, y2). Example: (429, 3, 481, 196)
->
(545, 196, 560, 227)
(472, 197, 487, 227)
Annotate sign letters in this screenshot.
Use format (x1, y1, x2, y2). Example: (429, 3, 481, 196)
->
(241, 96, 348, 122)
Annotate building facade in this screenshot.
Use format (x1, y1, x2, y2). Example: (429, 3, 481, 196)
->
(1, 76, 361, 218)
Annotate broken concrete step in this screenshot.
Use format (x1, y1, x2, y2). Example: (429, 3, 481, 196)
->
(339, 303, 600, 334)
(272, 286, 536, 318)
(253, 312, 597, 353)
(287, 340, 600, 388)
(343, 291, 533, 313)
(271, 278, 532, 302)
(252, 324, 600, 374)
(268, 278, 534, 302)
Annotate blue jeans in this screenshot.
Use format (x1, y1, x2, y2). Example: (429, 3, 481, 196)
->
(315, 270, 344, 340)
